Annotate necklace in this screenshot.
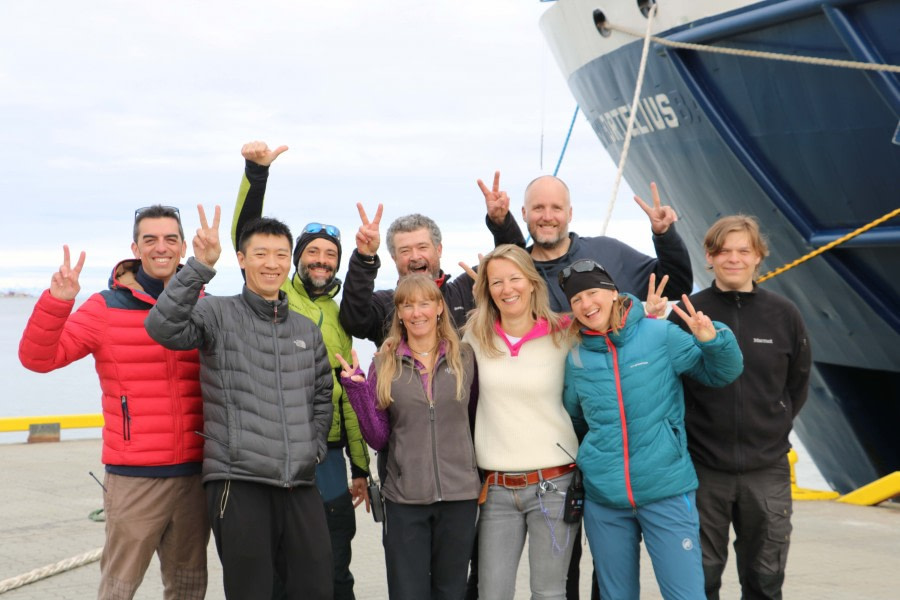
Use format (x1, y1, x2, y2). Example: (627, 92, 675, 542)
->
(409, 342, 438, 357)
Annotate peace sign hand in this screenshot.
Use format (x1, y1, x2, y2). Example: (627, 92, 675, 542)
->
(355, 202, 383, 256)
(458, 253, 484, 283)
(644, 273, 669, 318)
(241, 141, 288, 167)
(193, 204, 222, 267)
(335, 350, 365, 383)
(477, 171, 510, 225)
(49, 245, 86, 301)
(670, 294, 717, 342)
(634, 182, 678, 235)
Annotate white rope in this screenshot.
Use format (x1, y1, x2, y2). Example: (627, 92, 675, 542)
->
(602, 4, 658, 236)
(0, 547, 103, 594)
(606, 23, 900, 73)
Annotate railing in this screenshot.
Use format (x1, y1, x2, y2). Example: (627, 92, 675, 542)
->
(0, 414, 103, 433)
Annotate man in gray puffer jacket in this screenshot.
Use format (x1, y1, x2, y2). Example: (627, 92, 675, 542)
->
(146, 206, 334, 600)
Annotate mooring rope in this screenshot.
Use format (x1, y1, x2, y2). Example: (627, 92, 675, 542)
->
(601, 3, 658, 235)
(597, 6, 899, 279)
(0, 547, 103, 594)
(605, 21, 900, 73)
(757, 207, 900, 283)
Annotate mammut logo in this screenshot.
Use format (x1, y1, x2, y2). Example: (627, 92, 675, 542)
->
(753, 338, 774, 344)
(293, 340, 307, 349)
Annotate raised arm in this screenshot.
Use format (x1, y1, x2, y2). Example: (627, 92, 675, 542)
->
(669, 295, 744, 387)
(634, 182, 693, 297)
(339, 203, 392, 344)
(146, 205, 221, 351)
(19, 246, 105, 372)
(336, 350, 391, 451)
(479, 170, 526, 248)
(231, 141, 288, 252)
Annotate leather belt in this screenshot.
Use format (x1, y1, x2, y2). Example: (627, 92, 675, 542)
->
(479, 463, 576, 504)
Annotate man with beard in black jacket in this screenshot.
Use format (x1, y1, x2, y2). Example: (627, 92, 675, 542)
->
(339, 171, 524, 347)
(670, 215, 811, 600)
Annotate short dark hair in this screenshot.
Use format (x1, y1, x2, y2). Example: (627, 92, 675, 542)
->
(133, 205, 184, 243)
(237, 217, 293, 254)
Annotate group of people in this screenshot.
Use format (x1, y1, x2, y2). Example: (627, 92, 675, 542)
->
(18, 139, 810, 600)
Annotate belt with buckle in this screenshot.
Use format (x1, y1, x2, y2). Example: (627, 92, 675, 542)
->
(478, 463, 575, 504)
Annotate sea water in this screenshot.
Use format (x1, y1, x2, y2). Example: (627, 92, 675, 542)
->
(1, 296, 101, 444)
(0, 296, 830, 489)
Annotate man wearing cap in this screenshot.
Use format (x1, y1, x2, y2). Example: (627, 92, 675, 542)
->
(19, 205, 208, 599)
(482, 173, 693, 311)
(232, 141, 370, 600)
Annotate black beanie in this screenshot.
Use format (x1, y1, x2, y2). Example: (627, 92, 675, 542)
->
(559, 260, 617, 302)
(293, 228, 342, 271)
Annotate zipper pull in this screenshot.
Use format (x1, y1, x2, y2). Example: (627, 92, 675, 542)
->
(429, 403, 435, 422)
(121, 395, 131, 440)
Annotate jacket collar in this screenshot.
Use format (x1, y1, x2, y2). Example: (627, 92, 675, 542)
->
(711, 280, 758, 305)
(242, 285, 289, 323)
(493, 317, 553, 357)
(109, 258, 188, 305)
(579, 295, 642, 352)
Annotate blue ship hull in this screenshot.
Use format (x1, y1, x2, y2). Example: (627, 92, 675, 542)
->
(542, 0, 900, 493)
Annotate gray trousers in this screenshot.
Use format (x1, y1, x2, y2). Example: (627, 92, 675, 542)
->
(695, 457, 792, 600)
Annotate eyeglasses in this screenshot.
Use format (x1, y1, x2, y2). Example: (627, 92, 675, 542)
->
(558, 259, 611, 286)
(302, 222, 341, 243)
(134, 205, 181, 222)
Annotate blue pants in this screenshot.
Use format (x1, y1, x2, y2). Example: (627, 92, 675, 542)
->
(583, 493, 704, 600)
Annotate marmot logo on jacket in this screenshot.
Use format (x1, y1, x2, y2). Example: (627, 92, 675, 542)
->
(753, 338, 774, 344)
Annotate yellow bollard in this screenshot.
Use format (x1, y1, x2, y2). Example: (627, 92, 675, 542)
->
(789, 448, 839, 501)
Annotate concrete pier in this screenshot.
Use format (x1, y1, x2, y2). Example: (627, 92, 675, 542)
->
(1, 439, 897, 599)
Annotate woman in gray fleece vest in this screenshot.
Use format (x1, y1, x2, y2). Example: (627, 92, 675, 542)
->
(337, 274, 480, 600)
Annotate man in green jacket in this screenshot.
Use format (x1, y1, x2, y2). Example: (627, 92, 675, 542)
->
(232, 141, 370, 600)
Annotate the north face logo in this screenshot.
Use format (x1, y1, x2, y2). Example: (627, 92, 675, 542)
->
(293, 340, 307, 349)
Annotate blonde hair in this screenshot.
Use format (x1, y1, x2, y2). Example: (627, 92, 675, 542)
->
(463, 244, 567, 357)
(568, 295, 630, 340)
(704, 215, 769, 276)
(375, 274, 466, 409)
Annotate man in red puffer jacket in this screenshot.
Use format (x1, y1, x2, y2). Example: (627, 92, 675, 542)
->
(19, 205, 208, 600)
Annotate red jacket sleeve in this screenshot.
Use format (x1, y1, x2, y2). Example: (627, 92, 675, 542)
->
(18, 290, 108, 372)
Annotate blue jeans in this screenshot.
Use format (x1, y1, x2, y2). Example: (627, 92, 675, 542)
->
(583, 493, 704, 600)
(478, 471, 577, 600)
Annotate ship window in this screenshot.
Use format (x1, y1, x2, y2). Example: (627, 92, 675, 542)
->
(593, 9, 611, 38)
(637, 0, 657, 18)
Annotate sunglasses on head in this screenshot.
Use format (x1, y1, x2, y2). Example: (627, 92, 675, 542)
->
(558, 259, 611, 286)
(134, 205, 181, 222)
(303, 222, 341, 243)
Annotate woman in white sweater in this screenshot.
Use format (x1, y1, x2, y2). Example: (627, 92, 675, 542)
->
(462, 244, 577, 600)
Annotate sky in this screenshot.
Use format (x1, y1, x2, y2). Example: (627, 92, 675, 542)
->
(0, 1, 658, 304)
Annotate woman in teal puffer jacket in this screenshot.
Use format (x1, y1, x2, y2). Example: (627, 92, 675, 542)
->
(560, 260, 743, 600)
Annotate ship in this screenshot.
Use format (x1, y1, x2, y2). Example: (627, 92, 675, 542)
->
(538, 0, 900, 494)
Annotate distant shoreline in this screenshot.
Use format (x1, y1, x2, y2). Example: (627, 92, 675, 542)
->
(1, 291, 36, 298)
